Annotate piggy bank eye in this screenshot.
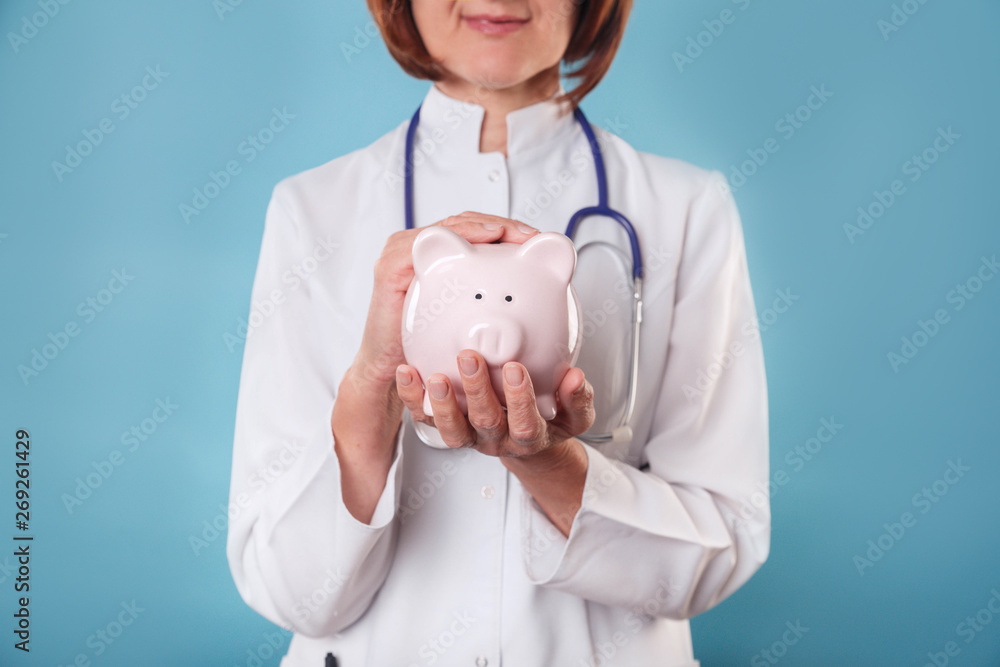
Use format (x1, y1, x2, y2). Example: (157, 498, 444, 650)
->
(475, 293, 483, 300)
(505, 295, 513, 303)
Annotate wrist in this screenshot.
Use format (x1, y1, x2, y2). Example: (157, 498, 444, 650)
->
(503, 437, 589, 538)
(332, 363, 403, 461)
(502, 437, 585, 476)
(344, 352, 402, 400)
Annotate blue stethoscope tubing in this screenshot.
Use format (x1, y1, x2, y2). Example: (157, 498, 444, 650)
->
(403, 104, 643, 443)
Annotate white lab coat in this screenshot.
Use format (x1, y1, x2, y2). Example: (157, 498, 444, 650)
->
(227, 83, 770, 667)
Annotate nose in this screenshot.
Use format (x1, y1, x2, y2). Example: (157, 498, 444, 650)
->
(467, 319, 524, 365)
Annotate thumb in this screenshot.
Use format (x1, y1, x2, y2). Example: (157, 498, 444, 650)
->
(555, 368, 595, 437)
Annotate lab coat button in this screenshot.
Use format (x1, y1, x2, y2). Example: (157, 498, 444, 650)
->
(481, 485, 495, 498)
(488, 169, 500, 182)
(475, 657, 488, 667)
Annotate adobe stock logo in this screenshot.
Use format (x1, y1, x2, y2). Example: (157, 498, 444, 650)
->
(671, 0, 761, 73)
(886, 254, 996, 373)
(853, 459, 970, 576)
(7, 0, 74, 54)
(51, 67, 169, 182)
(750, 621, 809, 666)
(61, 398, 179, 515)
(844, 126, 959, 244)
(725, 86, 833, 193)
(17, 269, 135, 385)
(877, 0, 934, 41)
(179, 107, 295, 224)
(922, 587, 1000, 667)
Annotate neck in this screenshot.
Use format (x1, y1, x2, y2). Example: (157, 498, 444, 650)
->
(434, 67, 562, 156)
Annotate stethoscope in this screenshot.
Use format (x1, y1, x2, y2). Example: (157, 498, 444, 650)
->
(404, 104, 643, 443)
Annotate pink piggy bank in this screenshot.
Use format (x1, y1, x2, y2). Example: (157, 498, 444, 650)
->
(402, 226, 582, 424)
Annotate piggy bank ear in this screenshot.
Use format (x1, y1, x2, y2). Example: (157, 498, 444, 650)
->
(516, 232, 577, 283)
(412, 226, 473, 276)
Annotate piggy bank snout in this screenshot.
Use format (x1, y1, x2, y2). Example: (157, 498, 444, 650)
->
(467, 319, 525, 365)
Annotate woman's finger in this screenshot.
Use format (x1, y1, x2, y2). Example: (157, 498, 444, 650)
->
(396, 365, 433, 425)
(379, 215, 535, 293)
(456, 350, 507, 445)
(501, 362, 547, 450)
(438, 212, 538, 244)
(552, 367, 596, 438)
(425, 373, 477, 449)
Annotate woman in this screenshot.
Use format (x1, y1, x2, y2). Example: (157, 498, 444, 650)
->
(227, 1, 770, 665)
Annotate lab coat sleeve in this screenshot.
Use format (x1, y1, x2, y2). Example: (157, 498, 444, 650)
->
(226, 183, 405, 636)
(520, 171, 770, 619)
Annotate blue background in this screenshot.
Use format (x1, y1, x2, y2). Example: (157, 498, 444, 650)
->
(1, 0, 998, 665)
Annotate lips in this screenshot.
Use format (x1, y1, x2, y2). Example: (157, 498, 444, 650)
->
(463, 14, 529, 35)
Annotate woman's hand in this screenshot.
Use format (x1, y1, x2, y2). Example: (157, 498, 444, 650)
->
(333, 212, 537, 524)
(397, 351, 596, 536)
(395, 350, 596, 459)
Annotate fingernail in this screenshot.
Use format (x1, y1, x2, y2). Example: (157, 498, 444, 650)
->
(459, 356, 478, 376)
(504, 363, 523, 386)
(483, 222, 501, 231)
(518, 224, 536, 234)
(429, 379, 448, 400)
(396, 366, 411, 387)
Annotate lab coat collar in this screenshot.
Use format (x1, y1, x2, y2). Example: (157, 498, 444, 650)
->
(417, 82, 577, 160)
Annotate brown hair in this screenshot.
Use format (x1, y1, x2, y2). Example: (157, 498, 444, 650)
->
(366, 0, 632, 109)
